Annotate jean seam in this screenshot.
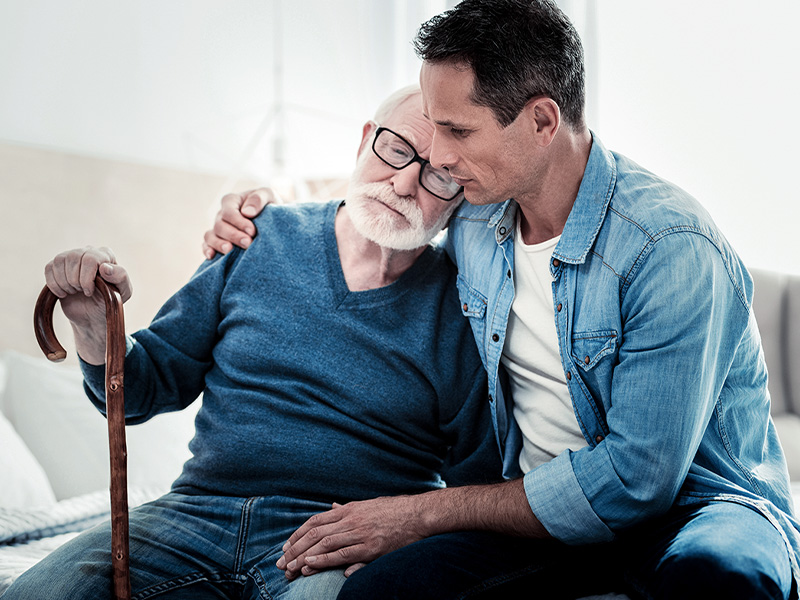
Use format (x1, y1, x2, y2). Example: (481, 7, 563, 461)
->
(245, 566, 274, 600)
(234, 497, 257, 574)
(133, 571, 245, 599)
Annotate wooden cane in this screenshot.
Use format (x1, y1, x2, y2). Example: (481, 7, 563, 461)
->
(33, 276, 131, 600)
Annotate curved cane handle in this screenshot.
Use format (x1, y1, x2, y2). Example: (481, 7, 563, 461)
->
(33, 286, 66, 362)
(34, 277, 126, 363)
(32, 276, 131, 600)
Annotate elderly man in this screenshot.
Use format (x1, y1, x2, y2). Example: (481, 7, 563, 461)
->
(3, 86, 502, 600)
(206, 1, 800, 598)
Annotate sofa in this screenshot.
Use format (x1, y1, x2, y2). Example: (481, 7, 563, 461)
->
(751, 268, 800, 482)
(0, 268, 798, 597)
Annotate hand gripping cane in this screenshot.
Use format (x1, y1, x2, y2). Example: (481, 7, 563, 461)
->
(33, 276, 131, 600)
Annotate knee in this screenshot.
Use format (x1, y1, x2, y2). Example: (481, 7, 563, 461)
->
(3, 548, 113, 600)
(338, 562, 424, 600)
(3, 572, 89, 600)
(657, 551, 789, 600)
(281, 569, 346, 600)
(338, 547, 445, 600)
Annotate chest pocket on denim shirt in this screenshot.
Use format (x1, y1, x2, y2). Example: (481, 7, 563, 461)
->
(456, 274, 488, 348)
(571, 330, 618, 371)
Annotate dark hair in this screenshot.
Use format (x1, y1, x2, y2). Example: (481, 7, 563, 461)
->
(414, 0, 585, 130)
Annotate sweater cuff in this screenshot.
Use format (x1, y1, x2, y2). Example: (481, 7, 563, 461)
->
(78, 335, 136, 403)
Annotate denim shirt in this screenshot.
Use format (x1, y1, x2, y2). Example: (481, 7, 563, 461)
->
(447, 134, 800, 580)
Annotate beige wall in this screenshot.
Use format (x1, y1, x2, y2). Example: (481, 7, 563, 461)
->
(0, 142, 267, 363)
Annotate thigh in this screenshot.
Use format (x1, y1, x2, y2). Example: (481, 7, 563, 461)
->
(3, 493, 246, 600)
(621, 501, 794, 600)
(241, 495, 347, 600)
(280, 569, 347, 600)
(339, 531, 621, 600)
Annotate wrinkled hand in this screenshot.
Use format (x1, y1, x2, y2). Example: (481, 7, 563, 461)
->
(44, 246, 133, 365)
(276, 496, 427, 580)
(45, 246, 132, 327)
(202, 187, 280, 259)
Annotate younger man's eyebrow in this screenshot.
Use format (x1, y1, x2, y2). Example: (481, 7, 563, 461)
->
(423, 113, 467, 128)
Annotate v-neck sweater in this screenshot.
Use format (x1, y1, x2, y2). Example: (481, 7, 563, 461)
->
(82, 200, 494, 503)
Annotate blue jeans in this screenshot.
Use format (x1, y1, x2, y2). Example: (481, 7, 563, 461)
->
(338, 501, 796, 599)
(3, 493, 346, 600)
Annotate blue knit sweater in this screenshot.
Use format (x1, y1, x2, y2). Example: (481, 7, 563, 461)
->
(82, 200, 498, 503)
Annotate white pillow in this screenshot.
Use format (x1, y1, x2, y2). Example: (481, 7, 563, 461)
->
(0, 350, 199, 500)
(0, 411, 57, 508)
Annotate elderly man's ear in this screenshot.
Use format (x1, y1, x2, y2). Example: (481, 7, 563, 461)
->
(357, 121, 379, 161)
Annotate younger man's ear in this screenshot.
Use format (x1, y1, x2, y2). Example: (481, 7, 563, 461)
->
(522, 97, 560, 147)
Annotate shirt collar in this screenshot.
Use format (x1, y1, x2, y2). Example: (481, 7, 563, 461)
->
(486, 132, 616, 259)
(552, 132, 616, 265)
(488, 200, 517, 244)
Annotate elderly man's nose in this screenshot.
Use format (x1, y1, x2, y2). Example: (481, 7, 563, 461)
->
(391, 163, 422, 197)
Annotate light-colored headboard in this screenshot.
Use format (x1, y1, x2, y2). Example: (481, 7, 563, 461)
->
(0, 141, 259, 362)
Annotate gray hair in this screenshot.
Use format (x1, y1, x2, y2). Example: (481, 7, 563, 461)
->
(373, 85, 422, 124)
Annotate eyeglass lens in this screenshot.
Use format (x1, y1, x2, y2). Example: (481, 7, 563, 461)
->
(373, 128, 461, 200)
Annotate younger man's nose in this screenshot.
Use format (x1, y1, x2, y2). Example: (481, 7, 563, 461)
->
(429, 132, 456, 171)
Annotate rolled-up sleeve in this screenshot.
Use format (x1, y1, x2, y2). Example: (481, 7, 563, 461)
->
(525, 451, 613, 543)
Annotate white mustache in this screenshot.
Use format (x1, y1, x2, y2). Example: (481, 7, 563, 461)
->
(354, 182, 417, 218)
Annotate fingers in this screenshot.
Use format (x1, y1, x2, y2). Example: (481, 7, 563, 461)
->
(219, 192, 257, 239)
(204, 194, 255, 256)
(203, 227, 235, 259)
(277, 512, 342, 570)
(344, 562, 367, 577)
(97, 259, 133, 303)
(288, 560, 366, 581)
(285, 543, 368, 580)
(203, 187, 281, 259)
(241, 187, 280, 217)
(279, 521, 372, 580)
(212, 218, 247, 248)
(45, 247, 109, 297)
(201, 241, 217, 261)
(45, 247, 131, 301)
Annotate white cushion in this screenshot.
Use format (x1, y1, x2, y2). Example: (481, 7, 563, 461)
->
(0, 411, 57, 508)
(0, 350, 199, 500)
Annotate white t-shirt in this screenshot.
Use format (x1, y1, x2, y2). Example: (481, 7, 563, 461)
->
(501, 218, 588, 473)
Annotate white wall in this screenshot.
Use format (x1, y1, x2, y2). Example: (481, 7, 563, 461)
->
(591, 1, 800, 275)
(0, 0, 446, 186)
(0, 141, 261, 360)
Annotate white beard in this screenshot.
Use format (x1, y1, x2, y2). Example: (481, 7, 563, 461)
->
(345, 181, 455, 251)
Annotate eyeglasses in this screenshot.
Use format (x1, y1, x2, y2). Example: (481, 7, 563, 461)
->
(371, 127, 463, 201)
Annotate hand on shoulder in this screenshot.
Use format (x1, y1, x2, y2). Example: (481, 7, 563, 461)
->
(202, 187, 281, 259)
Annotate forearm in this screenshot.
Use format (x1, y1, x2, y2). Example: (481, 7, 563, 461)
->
(417, 478, 550, 539)
(278, 477, 551, 579)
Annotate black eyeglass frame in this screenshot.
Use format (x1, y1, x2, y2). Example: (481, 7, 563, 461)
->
(371, 126, 463, 201)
